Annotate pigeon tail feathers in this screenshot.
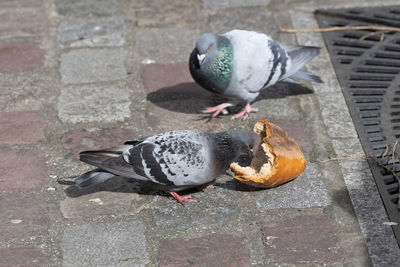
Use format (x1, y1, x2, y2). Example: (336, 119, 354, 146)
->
(282, 45, 321, 81)
(75, 168, 115, 188)
(291, 70, 323, 83)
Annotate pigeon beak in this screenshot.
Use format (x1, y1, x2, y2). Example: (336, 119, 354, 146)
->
(197, 53, 207, 64)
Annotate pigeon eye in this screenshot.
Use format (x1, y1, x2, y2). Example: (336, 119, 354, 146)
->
(207, 45, 212, 50)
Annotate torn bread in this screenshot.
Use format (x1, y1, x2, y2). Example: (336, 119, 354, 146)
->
(230, 120, 306, 188)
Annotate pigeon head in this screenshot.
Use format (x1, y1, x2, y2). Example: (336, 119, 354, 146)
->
(195, 33, 219, 64)
(214, 130, 254, 170)
(189, 33, 233, 94)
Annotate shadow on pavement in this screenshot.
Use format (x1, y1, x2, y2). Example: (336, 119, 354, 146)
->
(146, 82, 314, 114)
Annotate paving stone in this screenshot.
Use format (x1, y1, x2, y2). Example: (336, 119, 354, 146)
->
(255, 163, 331, 211)
(57, 86, 131, 123)
(271, 119, 313, 156)
(61, 128, 136, 158)
(158, 234, 250, 267)
(209, 7, 278, 37)
(0, 194, 49, 241)
(63, 220, 148, 266)
(58, 18, 125, 48)
(0, 247, 46, 266)
(203, 0, 270, 10)
(60, 191, 143, 219)
(0, 1, 47, 37)
(142, 63, 204, 94)
(135, 28, 199, 63)
(0, 42, 44, 73)
(59, 49, 127, 84)
(0, 111, 47, 145)
(151, 187, 239, 231)
(55, 0, 118, 16)
(261, 214, 344, 264)
(0, 148, 49, 192)
(134, 0, 206, 28)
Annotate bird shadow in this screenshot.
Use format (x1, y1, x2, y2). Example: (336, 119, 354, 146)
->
(146, 82, 314, 115)
(64, 176, 162, 198)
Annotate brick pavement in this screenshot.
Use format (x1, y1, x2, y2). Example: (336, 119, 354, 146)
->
(1, 0, 395, 266)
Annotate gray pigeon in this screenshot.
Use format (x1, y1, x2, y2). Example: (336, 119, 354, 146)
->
(189, 29, 322, 120)
(75, 129, 254, 204)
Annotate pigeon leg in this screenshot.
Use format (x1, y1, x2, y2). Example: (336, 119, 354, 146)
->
(197, 184, 215, 191)
(202, 103, 233, 117)
(231, 102, 258, 120)
(169, 192, 197, 205)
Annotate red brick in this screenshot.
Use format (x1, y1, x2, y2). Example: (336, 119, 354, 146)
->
(0, 247, 46, 267)
(142, 62, 204, 94)
(0, 194, 49, 241)
(0, 148, 49, 192)
(0, 111, 47, 145)
(61, 128, 136, 158)
(0, 42, 44, 73)
(261, 214, 344, 264)
(158, 234, 250, 267)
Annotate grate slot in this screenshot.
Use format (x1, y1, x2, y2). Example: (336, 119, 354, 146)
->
(388, 185, 399, 195)
(359, 112, 380, 118)
(365, 127, 382, 133)
(349, 74, 394, 81)
(357, 105, 380, 111)
(362, 119, 380, 126)
(343, 32, 383, 42)
(355, 67, 400, 74)
(333, 40, 373, 49)
(337, 50, 364, 56)
(349, 83, 389, 88)
(369, 135, 385, 142)
(339, 58, 353, 64)
(353, 97, 383, 103)
(384, 176, 398, 185)
(351, 90, 385, 96)
(384, 45, 400, 52)
(373, 52, 400, 60)
(364, 59, 400, 67)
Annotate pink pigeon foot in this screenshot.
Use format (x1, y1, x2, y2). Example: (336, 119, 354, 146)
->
(231, 102, 258, 120)
(197, 184, 215, 191)
(169, 192, 197, 205)
(202, 103, 233, 117)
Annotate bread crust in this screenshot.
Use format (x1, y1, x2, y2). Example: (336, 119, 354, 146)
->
(230, 120, 306, 188)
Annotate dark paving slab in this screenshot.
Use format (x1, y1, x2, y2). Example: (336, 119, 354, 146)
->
(158, 234, 250, 267)
(62, 220, 148, 266)
(0, 111, 47, 145)
(254, 163, 331, 210)
(0, 194, 49, 241)
(271, 119, 314, 156)
(0, 247, 47, 267)
(61, 128, 136, 158)
(0, 148, 49, 192)
(261, 214, 344, 264)
(0, 42, 44, 73)
(57, 17, 126, 48)
(55, 0, 118, 16)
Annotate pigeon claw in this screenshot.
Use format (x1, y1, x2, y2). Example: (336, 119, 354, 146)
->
(197, 184, 215, 191)
(169, 192, 197, 205)
(231, 103, 258, 120)
(202, 103, 233, 117)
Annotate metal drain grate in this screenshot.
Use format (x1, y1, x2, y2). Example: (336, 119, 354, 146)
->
(315, 6, 400, 245)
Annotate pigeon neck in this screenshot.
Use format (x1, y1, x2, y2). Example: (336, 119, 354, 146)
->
(214, 133, 240, 170)
(190, 36, 233, 94)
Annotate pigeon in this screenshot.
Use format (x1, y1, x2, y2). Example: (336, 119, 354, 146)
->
(75, 129, 254, 204)
(189, 29, 323, 120)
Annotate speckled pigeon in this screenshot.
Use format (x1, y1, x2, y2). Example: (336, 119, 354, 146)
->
(189, 29, 323, 120)
(75, 130, 254, 204)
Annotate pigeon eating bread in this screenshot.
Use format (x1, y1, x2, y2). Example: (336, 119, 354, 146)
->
(230, 120, 306, 188)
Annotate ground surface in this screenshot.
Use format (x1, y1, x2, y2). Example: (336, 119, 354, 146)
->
(1, 0, 399, 266)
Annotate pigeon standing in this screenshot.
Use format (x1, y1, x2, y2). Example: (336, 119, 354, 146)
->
(75, 130, 254, 204)
(189, 29, 323, 120)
